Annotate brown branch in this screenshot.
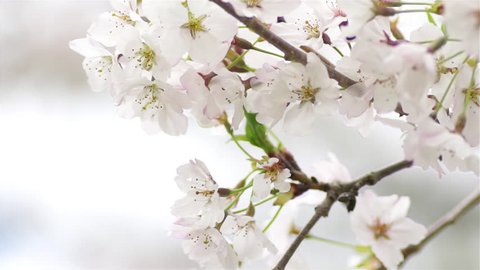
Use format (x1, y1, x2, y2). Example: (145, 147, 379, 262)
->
(209, 0, 357, 88)
(400, 188, 480, 267)
(273, 160, 413, 270)
(273, 189, 340, 270)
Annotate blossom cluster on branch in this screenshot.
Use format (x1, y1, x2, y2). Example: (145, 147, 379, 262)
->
(71, 0, 479, 269)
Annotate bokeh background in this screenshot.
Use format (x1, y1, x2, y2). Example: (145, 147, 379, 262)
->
(0, 0, 478, 269)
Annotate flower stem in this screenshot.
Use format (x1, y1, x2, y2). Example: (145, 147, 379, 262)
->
(331, 46, 344, 57)
(230, 182, 254, 193)
(268, 129, 283, 148)
(395, 9, 432, 14)
(232, 194, 278, 214)
(305, 235, 358, 249)
(263, 204, 284, 233)
(437, 51, 464, 65)
(251, 46, 284, 58)
(225, 178, 256, 211)
(434, 56, 469, 113)
(227, 38, 260, 70)
(223, 119, 256, 160)
(392, 1, 433, 5)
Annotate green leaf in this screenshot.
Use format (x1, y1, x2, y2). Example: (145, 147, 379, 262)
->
(244, 111, 276, 154)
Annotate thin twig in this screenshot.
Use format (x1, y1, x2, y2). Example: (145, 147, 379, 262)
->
(209, 0, 357, 88)
(400, 188, 480, 267)
(273, 160, 413, 270)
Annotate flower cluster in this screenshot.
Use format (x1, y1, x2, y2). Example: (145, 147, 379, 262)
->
(170, 158, 289, 268)
(71, 0, 479, 268)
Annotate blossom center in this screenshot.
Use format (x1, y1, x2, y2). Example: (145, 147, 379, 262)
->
(264, 163, 282, 181)
(369, 219, 390, 240)
(465, 86, 480, 107)
(303, 20, 321, 40)
(181, 3, 208, 39)
(135, 43, 156, 71)
(293, 82, 319, 103)
(136, 84, 163, 111)
(241, 0, 262, 8)
(111, 11, 135, 26)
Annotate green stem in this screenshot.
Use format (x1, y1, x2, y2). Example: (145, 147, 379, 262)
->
(416, 38, 461, 44)
(268, 129, 283, 148)
(232, 136, 256, 160)
(434, 56, 469, 113)
(227, 38, 260, 69)
(230, 182, 253, 193)
(395, 9, 432, 14)
(232, 194, 278, 214)
(438, 51, 464, 65)
(462, 60, 478, 114)
(306, 235, 358, 249)
(225, 180, 255, 211)
(223, 120, 256, 160)
(392, 1, 433, 5)
(251, 46, 284, 58)
(332, 46, 344, 57)
(263, 205, 284, 233)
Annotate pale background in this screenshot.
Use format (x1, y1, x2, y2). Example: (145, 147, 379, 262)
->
(0, 0, 478, 269)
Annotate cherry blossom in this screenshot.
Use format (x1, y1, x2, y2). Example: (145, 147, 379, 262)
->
(253, 158, 291, 199)
(310, 153, 352, 184)
(221, 215, 277, 260)
(172, 159, 227, 227)
(337, 0, 392, 38)
(247, 53, 338, 132)
(117, 30, 171, 80)
(443, 0, 480, 58)
(403, 118, 479, 176)
(143, 0, 238, 66)
(180, 68, 246, 129)
(270, 1, 336, 51)
(172, 218, 239, 269)
(88, 0, 142, 47)
(115, 76, 190, 135)
(69, 37, 117, 93)
(350, 190, 427, 269)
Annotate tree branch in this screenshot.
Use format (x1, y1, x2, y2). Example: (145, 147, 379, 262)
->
(400, 188, 480, 267)
(273, 160, 413, 270)
(209, 0, 356, 88)
(273, 189, 340, 270)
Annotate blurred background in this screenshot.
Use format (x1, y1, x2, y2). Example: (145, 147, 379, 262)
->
(0, 0, 478, 269)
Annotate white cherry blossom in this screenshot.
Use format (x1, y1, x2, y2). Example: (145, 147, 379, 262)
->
(221, 215, 277, 260)
(403, 118, 479, 176)
(253, 158, 291, 199)
(443, 0, 480, 57)
(172, 159, 227, 227)
(143, 0, 238, 66)
(115, 77, 190, 135)
(180, 68, 246, 129)
(310, 153, 352, 184)
(247, 53, 338, 132)
(172, 218, 239, 270)
(351, 190, 427, 269)
(337, 0, 381, 38)
(116, 28, 171, 81)
(88, 0, 142, 47)
(270, 2, 328, 50)
(69, 37, 117, 93)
